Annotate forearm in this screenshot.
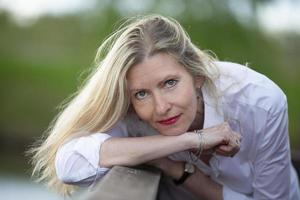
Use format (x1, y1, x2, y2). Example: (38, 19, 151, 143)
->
(157, 159, 223, 200)
(184, 169, 223, 200)
(100, 133, 198, 168)
(100, 121, 241, 168)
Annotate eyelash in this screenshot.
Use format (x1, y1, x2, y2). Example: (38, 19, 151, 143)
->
(135, 90, 147, 100)
(165, 79, 178, 88)
(134, 79, 179, 100)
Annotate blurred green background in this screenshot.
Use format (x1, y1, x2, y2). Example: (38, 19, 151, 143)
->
(0, 0, 299, 198)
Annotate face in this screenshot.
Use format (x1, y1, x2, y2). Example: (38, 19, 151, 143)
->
(127, 53, 204, 136)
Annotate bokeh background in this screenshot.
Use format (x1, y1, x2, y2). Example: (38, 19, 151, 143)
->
(0, 0, 299, 199)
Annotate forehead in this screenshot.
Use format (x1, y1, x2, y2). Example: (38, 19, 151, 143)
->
(127, 53, 192, 89)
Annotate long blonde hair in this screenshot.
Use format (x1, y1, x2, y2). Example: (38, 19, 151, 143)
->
(29, 14, 219, 196)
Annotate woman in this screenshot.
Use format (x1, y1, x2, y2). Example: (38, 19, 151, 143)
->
(30, 15, 300, 199)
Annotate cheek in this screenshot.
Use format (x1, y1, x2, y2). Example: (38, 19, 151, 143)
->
(190, 91, 198, 109)
(132, 102, 152, 121)
(178, 88, 198, 108)
(177, 89, 198, 118)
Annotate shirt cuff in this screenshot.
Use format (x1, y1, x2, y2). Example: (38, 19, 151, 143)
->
(55, 133, 112, 184)
(77, 133, 112, 169)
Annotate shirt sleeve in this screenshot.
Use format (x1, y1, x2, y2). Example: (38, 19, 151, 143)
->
(223, 102, 291, 200)
(251, 102, 291, 199)
(55, 122, 128, 186)
(223, 186, 252, 200)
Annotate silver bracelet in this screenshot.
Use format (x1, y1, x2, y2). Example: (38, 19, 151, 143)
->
(189, 130, 204, 163)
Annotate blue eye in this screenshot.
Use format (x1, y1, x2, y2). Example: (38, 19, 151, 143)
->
(165, 79, 178, 88)
(135, 90, 147, 100)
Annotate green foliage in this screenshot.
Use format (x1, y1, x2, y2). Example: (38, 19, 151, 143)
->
(0, 2, 299, 150)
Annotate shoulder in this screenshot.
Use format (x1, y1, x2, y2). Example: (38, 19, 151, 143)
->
(215, 61, 287, 115)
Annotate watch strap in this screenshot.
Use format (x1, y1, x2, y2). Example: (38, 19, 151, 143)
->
(173, 162, 194, 185)
(174, 171, 191, 185)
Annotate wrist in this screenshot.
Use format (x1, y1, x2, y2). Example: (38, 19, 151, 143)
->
(173, 161, 185, 180)
(173, 162, 196, 185)
(182, 132, 199, 150)
(163, 159, 185, 180)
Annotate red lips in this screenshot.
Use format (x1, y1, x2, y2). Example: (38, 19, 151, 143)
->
(157, 114, 181, 125)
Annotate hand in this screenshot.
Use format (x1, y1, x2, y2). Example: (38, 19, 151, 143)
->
(200, 122, 242, 157)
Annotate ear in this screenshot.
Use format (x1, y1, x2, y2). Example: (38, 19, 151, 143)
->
(194, 76, 205, 88)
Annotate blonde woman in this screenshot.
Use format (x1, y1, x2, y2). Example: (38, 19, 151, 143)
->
(30, 15, 300, 199)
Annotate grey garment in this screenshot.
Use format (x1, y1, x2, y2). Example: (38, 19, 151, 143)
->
(157, 175, 199, 200)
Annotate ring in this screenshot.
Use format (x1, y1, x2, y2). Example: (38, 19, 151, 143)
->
(235, 139, 240, 145)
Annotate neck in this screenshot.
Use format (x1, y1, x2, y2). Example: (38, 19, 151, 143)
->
(188, 112, 204, 131)
(188, 100, 205, 132)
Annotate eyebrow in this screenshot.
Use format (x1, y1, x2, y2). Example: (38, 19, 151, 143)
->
(129, 74, 179, 92)
(129, 88, 144, 93)
(157, 75, 175, 86)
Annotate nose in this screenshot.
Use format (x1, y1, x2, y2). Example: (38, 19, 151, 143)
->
(153, 93, 171, 116)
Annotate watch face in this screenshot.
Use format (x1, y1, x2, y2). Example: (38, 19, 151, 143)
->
(185, 163, 195, 174)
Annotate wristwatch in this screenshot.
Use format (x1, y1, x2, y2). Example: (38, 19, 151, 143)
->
(174, 162, 195, 185)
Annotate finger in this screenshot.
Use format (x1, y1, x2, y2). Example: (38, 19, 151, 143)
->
(228, 134, 242, 147)
(215, 148, 233, 157)
(217, 144, 233, 152)
(216, 148, 239, 157)
(222, 135, 240, 148)
(216, 142, 240, 157)
(230, 140, 241, 155)
(233, 132, 242, 140)
(215, 145, 233, 155)
(234, 138, 241, 146)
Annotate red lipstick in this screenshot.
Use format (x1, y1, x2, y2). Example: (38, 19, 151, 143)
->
(158, 114, 181, 125)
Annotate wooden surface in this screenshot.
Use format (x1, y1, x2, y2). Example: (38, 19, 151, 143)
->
(80, 153, 300, 200)
(84, 166, 162, 200)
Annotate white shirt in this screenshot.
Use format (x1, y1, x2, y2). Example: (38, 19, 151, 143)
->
(55, 61, 300, 199)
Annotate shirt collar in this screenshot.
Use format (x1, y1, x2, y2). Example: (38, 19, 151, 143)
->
(202, 85, 224, 129)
